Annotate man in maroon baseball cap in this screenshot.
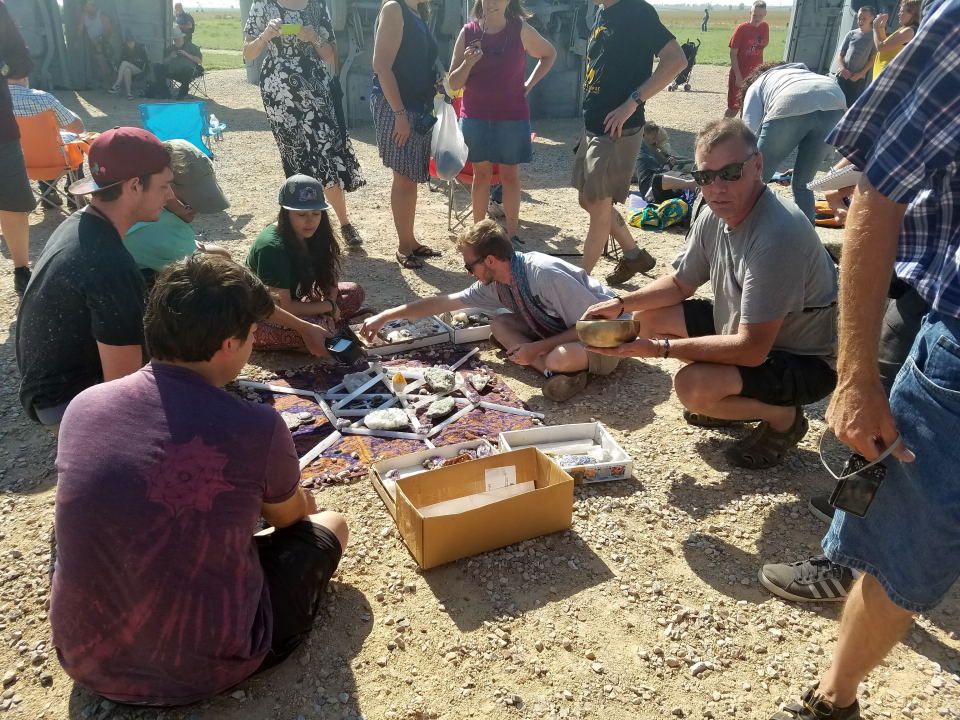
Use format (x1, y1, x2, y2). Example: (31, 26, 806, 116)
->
(16, 127, 174, 430)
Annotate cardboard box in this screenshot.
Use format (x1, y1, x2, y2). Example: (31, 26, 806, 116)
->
(440, 307, 510, 344)
(498, 422, 632, 484)
(350, 317, 454, 356)
(394, 448, 573, 569)
(369, 438, 497, 518)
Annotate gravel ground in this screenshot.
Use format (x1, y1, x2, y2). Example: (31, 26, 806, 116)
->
(0, 65, 957, 720)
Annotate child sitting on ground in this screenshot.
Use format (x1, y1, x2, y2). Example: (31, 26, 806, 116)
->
(635, 123, 686, 196)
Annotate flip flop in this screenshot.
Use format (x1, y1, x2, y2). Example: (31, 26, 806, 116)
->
(396, 251, 424, 269)
(411, 244, 442, 258)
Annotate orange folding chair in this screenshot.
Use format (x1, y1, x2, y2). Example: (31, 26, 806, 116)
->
(16, 110, 89, 214)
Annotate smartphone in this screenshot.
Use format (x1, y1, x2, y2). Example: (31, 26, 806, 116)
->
(280, 23, 303, 34)
(828, 453, 886, 517)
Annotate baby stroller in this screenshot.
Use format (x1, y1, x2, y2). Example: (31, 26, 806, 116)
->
(668, 39, 701, 92)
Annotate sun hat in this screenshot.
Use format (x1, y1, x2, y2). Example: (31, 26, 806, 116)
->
(166, 139, 229, 213)
(68, 127, 170, 195)
(278, 174, 330, 212)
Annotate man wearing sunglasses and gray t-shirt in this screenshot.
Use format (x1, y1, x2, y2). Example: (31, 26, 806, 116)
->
(584, 117, 838, 469)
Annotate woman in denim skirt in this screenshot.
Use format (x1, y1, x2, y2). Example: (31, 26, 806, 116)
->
(371, 0, 444, 269)
(448, 0, 555, 247)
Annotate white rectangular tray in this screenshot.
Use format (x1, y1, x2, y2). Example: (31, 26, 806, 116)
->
(497, 422, 632, 484)
(352, 316, 454, 356)
(441, 307, 510, 344)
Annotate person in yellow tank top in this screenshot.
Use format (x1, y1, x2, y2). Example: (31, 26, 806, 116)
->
(872, 0, 920, 78)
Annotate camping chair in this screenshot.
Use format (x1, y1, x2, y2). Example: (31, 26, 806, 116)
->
(429, 158, 501, 232)
(15, 110, 88, 214)
(188, 65, 208, 99)
(139, 100, 212, 157)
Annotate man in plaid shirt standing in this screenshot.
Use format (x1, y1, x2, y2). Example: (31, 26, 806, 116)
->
(771, 1, 960, 718)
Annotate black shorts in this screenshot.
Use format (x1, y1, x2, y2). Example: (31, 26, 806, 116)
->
(682, 298, 837, 407)
(255, 520, 342, 670)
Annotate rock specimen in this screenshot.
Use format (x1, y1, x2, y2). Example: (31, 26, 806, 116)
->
(424, 367, 456, 393)
(425, 397, 456, 419)
(364, 408, 410, 430)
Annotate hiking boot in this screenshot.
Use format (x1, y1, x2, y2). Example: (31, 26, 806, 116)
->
(605, 249, 656, 285)
(808, 494, 835, 524)
(13, 266, 32, 297)
(770, 686, 861, 719)
(341, 223, 363, 246)
(543, 371, 588, 402)
(759, 555, 854, 602)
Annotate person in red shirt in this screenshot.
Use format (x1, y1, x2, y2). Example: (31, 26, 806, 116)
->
(725, 0, 769, 117)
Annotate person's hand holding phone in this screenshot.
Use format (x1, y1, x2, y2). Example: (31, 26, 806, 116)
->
(463, 41, 483, 68)
(263, 18, 282, 41)
(297, 24, 320, 45)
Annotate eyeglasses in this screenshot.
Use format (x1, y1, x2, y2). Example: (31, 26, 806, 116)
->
(691, 152, 757, 186)
(464, 256, 485, 273)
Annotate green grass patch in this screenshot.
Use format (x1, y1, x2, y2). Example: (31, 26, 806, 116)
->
(654, 7, 789, 66)
(202, 51, 245, 71)
(192, 10, 245, 52)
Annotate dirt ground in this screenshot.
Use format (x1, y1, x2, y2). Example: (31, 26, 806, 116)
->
(0, 64, 957, 720)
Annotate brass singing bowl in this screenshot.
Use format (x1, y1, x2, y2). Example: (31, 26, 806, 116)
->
(576, 318, 640, 347)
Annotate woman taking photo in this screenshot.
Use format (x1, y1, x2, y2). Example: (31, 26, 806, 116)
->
(447, 0, 555, 248)
(247, 175, 366, 354)
(371, 0, 443, 269)
(243, 0, 366, 247)
(108, 38, 148, 100)
(872, 0, 920, 79)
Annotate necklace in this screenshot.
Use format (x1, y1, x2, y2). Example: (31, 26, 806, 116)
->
(480, 17, 510, 55)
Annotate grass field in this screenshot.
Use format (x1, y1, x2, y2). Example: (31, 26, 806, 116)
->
(190, 6, 790, 70)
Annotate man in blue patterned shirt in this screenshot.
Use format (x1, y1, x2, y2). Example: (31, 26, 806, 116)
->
(771, 1, 960, 718)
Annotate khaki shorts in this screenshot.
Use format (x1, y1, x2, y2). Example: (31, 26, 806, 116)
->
(571, 127, 643, 204)
(586, 349, 621, 376)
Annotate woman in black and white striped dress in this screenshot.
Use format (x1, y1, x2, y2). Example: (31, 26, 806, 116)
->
(371, 0, 442, 269)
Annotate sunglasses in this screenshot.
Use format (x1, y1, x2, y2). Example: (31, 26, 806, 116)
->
(691, 152, 757, 186)
(464, 256, 485, 273)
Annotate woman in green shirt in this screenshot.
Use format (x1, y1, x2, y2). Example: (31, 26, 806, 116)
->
(247, 175, 366, 351)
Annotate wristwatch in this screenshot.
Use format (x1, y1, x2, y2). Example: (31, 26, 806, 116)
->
(629, 89, 642, 104)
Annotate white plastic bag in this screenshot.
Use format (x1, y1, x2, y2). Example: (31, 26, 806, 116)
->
(431, 96, 469, 181)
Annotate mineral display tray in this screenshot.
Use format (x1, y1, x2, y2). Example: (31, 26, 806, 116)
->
(440, 307, 511, 344)
(350, 316, 455, 356)
(497, 422, 632, 484)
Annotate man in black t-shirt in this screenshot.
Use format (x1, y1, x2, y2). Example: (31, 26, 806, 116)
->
(572, 0, 685, 284)
(16, 127, 173, 429)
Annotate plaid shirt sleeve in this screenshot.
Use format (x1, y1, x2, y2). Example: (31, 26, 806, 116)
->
(826, 0, 960, 205)
(11, 86, 80, 128)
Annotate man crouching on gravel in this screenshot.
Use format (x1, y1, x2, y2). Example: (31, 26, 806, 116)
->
(49, 255, 349, 706)
(585, 118, 838, 469)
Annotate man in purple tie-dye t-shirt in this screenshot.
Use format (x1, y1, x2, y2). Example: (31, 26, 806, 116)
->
(49, 255, 349, 706)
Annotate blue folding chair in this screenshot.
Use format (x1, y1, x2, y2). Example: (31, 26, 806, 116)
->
(139, 101, 212, 157)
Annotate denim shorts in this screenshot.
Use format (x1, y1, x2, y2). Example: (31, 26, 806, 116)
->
(823, 311, 960, 612)
(460, 118, 532, 165)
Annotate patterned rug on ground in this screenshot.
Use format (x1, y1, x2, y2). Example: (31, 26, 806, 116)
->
(237, 347, 540, 487)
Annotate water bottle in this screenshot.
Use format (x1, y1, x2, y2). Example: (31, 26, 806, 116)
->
(208, 113, 221, 141)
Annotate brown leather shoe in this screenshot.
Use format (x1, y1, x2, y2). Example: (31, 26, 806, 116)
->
(605, 249, 656, 285)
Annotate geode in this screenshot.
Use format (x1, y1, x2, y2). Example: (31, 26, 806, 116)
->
(364, 408, 410, 430)
(425, 397, 456, 419)
(424, 367, 456, 393)
(467, 372, 492, 392)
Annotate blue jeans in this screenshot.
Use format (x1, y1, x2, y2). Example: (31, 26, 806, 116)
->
(823, 311, 960, 612)
(757, 109, 845, 222)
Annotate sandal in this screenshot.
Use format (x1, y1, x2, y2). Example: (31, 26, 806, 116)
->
(724, 407, 809, 470)
(396, 251, 424, 269)
(411, 244, 441, 258)
(683, 409, 755, 428)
